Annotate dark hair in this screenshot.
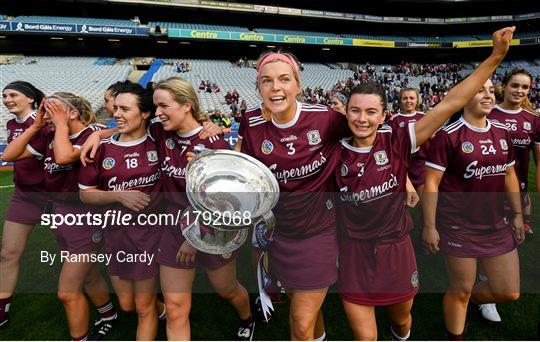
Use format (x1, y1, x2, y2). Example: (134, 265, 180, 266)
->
(347, 82, 387, 111)
(106, 81, 127, 97)
(502, 68, 532, 85)
(3, 80, 45, 110)
(115, 81, 155, 117)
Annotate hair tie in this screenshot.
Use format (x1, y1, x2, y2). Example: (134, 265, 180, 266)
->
(333, 92, 348, 106)
(3, 81, 37, 100)
(257, 53, 299, 83)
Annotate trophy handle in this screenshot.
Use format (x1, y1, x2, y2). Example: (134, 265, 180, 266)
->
(253, 210, 275, 251)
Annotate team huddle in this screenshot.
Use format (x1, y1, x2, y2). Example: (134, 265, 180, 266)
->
(1, 26, 539, 341)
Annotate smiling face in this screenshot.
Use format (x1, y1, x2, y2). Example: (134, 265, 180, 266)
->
(346, 93, 386, 147)
(258, 60, 301, 120)
(502, 73, 531, 108)
(400, 90, 418, 114)
(463, 79, 495, 118)
(113, 93, 149, 135)
(153, 88, 192, 132)
(2, 89, 35, 116)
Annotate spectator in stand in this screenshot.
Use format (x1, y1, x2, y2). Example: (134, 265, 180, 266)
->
(199, 80, 206, 92)
(239, 100, 247, 117)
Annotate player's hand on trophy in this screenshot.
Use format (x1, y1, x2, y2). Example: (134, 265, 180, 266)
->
(177, 241, 197, 265)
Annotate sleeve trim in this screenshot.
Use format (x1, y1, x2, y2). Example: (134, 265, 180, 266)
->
(408, 122, 419, 154)
(78, 183, 97, 190)
(26, 144, 44, 159)
(426, 161, 446, 171)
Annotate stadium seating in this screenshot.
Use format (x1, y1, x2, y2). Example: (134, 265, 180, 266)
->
(256, 28, 341, 37)
(13, 16, 138, 26)
(0, 57, 131, 140)
(0, 14, 7, 21)
(148, 22, 249, 32)
(1, 57, 539, 142)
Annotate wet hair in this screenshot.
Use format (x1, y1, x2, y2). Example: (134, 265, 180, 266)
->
(50, 92, 97, 125)
(399, 87, 421, 111)
(502, 68, 533, 86)
(348, 82, 388, 111)
(154, 77, 206, 123)
(115, 81, 155, 117)
(3, 81, 45, 110)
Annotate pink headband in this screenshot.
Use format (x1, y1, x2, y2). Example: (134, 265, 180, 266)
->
(257, 53, 300, 83)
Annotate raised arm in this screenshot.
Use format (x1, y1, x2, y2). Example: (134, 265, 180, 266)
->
(414, 26, 515, 146)
(1, 101, 46, 162)
(46, 101, 82, 165)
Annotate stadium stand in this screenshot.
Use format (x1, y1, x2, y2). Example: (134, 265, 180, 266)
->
(0, 14, 7, 21)
(0, 57, 131, 140)
(148, 21, 249, 32)
(1, 57, 539, 142)
(13, 16, 139, 26)
(256, 28, 341, 37)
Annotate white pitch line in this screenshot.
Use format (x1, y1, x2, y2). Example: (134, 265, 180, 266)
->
(0, 184, 15, 188)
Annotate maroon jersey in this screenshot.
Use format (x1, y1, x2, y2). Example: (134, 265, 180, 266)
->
(389, 112, 429, 187)
(426, 117, 515, 231)
(78, 133, 161, 198)
(488, 105, 540, 192)
(149, 119, 229, 207)
(239, 102, 348, 238)
(27, 126, 97, 199)
(6, 112, 44, 186)
(336, 123, 416, 240)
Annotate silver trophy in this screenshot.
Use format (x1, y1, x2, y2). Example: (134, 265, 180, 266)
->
(182, 150, 279, 254)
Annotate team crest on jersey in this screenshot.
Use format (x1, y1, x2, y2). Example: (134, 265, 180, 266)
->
(326, 199, 333, 210)
(461, 142, 474, 154)
(411, 270, 419, 288)
(147, 150, 158, 162)
(523, 121, 531, 131)
(166, 138, 175, 150)
(399, 122, 405, 128)
(499, 139, 508, 150)
(102, 157, 115, 170)
(261, 140, 274, 154)
(307, 130, 321, 145)
(341, 164, 348, 176)
(374, 151, 388, 165)
(92, 230, 103, 243)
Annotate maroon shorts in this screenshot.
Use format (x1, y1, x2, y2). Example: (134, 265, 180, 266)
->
(52, 203, 103, 254)
(269, 227, 338, 291)
(439, 225, 517, 258)
(156, 224, 238, 270)
(339, 235, 419, 306)
(105, 222, 162, 281)
(5, 185, 47, 225)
